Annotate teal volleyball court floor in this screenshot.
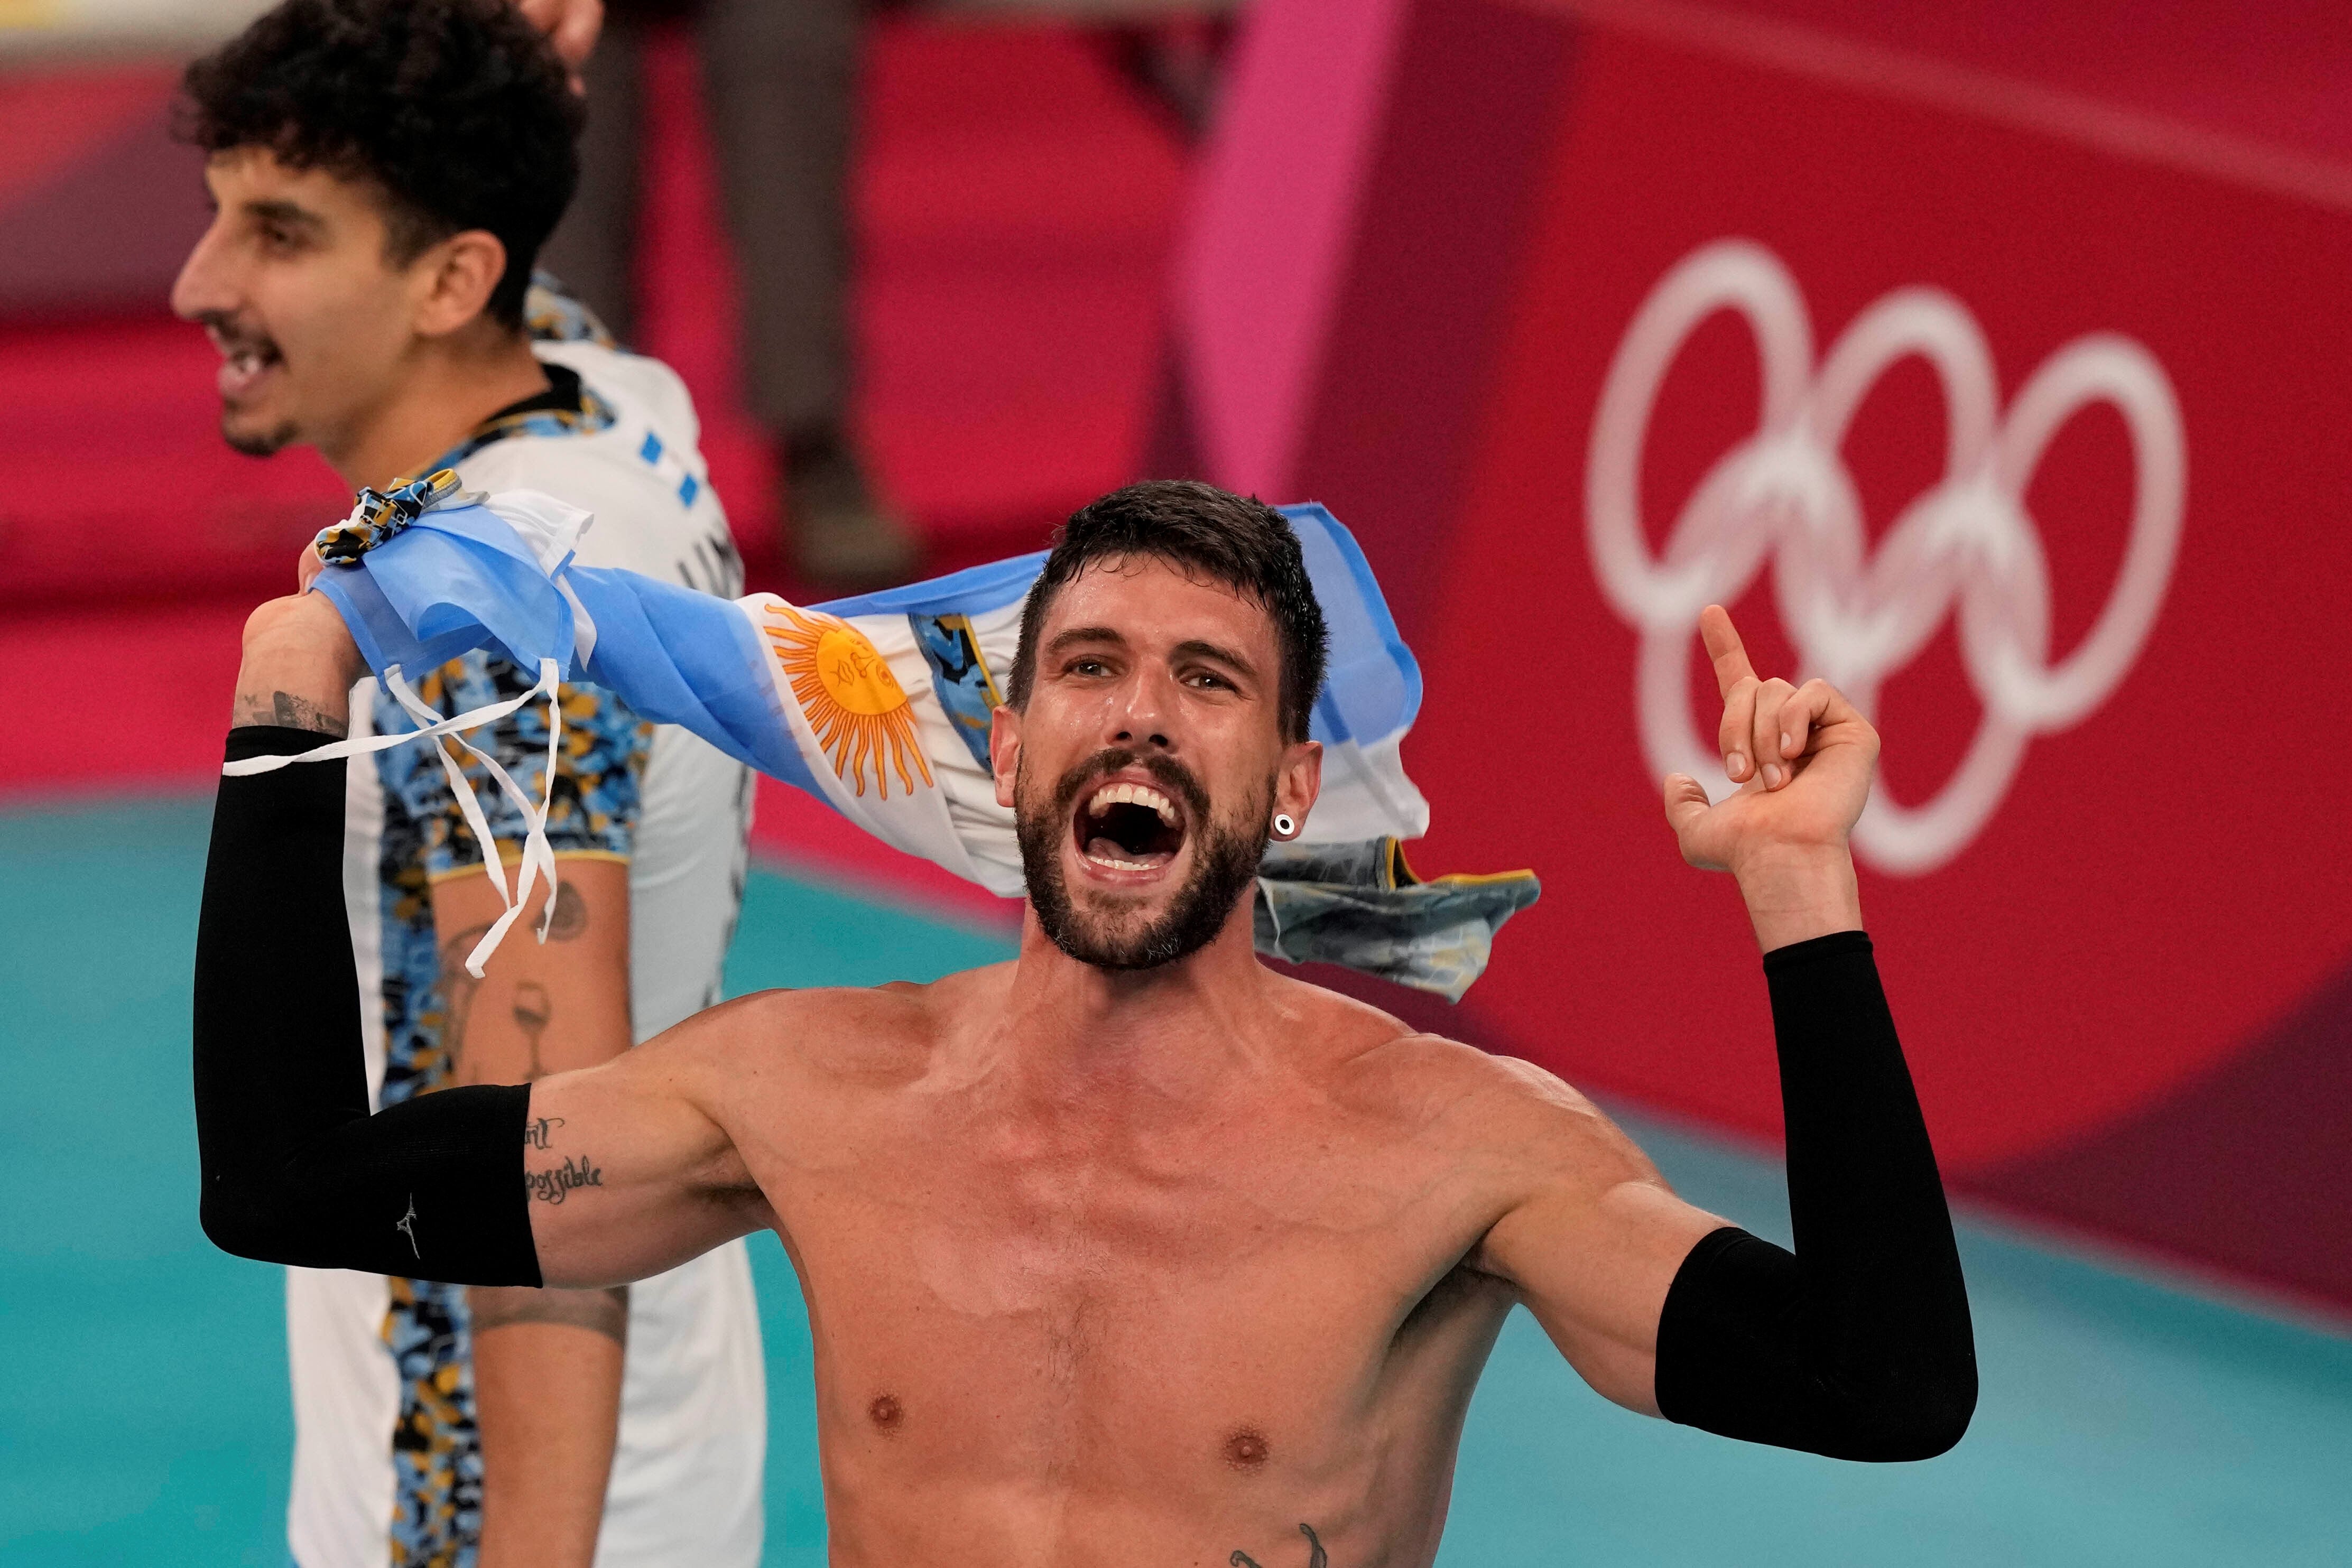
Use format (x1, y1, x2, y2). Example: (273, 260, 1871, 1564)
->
(4, 797, 2349, 1565)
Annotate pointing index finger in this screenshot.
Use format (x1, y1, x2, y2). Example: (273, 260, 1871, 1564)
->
(1699, 605, 1757, 699)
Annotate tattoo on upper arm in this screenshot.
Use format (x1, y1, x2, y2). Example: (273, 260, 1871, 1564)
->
(1231, 1525, 1326, 1568)
(525, 1154, 604, 1204)
(233, 689, 349, 738)
(544, 880, 588, 941)
(438, 883, 584, 1078)
(439, 921, 493, 1068)
(512, 981, 552, 1079)
(522, 1113, 603, 1203)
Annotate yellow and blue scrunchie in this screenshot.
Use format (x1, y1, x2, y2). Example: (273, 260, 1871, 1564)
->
(314, 468, 464, 567)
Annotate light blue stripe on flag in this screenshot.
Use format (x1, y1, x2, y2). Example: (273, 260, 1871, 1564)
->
(569, 567, 819, 795)
(1282, 503, 1421, 748)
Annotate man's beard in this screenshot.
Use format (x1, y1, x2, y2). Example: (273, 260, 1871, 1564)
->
(222, 416, 299, 458)
(1016, 746, 1269, 971)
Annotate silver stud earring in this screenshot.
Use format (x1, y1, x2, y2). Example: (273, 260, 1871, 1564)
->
(1272, 812, 1297, 839)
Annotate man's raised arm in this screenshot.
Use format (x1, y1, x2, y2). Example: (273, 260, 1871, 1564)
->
(195, 592, 763, 1287)
(1477, 606, 1976, 1462)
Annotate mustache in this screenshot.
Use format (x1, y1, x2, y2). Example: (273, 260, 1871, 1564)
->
(194, 310, 279, 357)
(1051, 747, 1211, 824)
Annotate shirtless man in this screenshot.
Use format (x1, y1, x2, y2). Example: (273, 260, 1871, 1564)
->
(196, 483, 1975, 1565)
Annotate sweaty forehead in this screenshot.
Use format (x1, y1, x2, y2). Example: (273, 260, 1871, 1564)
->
(1043, 555, 1277, 660)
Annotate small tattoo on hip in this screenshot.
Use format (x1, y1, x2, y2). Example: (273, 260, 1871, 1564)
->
(1232, 1523, 1326, 1568)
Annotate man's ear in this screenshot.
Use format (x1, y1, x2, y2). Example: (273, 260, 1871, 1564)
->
(1274, 737, 1322, 833)
(989, 704, 1023, 809)
(409, 229, 510, 339)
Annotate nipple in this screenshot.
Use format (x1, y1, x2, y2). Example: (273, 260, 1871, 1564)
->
(1222, 1427, 1270, 1470)
(868, 1394, 904, 1434)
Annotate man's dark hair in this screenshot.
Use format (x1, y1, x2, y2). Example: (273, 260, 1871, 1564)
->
(1008, 480, 1330, 744)
(179, 0, 581, 329)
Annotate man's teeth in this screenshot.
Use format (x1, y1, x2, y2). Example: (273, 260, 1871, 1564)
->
(1086, 781, 1177, 824)
(1085, 851, 1158, 871)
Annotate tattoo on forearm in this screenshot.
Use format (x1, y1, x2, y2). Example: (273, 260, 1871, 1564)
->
(523, 1115, 565, 1149)
(1232, 1525, 1326, 1568)
(233, 689, 348, 738)
(525, 1154, 603, 1205)
(468, 1282, 628, 1342)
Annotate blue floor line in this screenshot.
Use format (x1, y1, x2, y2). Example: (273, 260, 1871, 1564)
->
(4, 797, 2348, 1565)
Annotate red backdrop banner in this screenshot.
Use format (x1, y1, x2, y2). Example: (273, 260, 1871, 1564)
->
(1180, 0, 2352, 1316)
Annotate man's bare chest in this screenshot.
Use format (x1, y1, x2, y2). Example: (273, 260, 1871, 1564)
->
(742, 1094, 1509, 1471)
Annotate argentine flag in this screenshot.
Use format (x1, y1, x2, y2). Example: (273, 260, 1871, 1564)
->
(253, 478, 1532, 996)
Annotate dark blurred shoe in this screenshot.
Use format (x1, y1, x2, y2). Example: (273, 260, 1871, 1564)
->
(784, 429, 919, 592)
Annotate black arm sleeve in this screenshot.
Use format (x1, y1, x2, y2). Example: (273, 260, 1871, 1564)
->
(193, 726, 541, 1285)
(1652, 931, 1976, 1460)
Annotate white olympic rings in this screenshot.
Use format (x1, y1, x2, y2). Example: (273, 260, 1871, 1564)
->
(1586, 238, 2186, 874)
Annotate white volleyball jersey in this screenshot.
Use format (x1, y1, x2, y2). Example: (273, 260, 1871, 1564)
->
(286, 323, 765, 1568)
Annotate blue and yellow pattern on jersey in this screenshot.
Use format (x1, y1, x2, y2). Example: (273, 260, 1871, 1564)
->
(367, 277, 654, 1566)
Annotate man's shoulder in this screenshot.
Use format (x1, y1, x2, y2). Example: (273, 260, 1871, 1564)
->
(677, 963, 1012, 1081)
(1263, 968, 1493, 1075)
(449, 340, 710, 507)
(532, 338, 701, 439)
(456, 410, 687, 518)
(456, 374, 735, 589)
(1285, 976, 1605, 1143)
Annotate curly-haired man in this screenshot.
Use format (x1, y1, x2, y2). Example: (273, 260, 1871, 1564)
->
(171, 3, 762, 1565)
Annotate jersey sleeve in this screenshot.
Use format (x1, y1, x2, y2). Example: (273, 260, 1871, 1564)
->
(374, 651, 655, 879)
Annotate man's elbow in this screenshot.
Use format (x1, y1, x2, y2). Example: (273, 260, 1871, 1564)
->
(199, 1182, 304, 1267)
(1856, 1361, 1978, 1461)
(200, 1191, 268, 1263)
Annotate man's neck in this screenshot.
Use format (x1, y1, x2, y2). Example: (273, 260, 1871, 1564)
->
(998, 905, 1281, 1090)
(326, 325, 551, 493)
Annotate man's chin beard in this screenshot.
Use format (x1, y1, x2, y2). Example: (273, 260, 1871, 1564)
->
(221, 416, 299, 459)
(1015, 756, 1268, 972)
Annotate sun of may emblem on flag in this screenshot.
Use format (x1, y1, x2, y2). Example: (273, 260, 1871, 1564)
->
(762, 602, 936, 799)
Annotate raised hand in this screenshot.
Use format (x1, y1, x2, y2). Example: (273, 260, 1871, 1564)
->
(514, 0, 603, 89)
(1662, 606, 1875, 948)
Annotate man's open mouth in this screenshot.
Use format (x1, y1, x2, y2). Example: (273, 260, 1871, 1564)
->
(210, 328, 283, 401)
(1072, 778, 1188, 873)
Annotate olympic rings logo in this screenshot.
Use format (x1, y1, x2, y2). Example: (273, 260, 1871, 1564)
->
(1587, 239, 2186, 874)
